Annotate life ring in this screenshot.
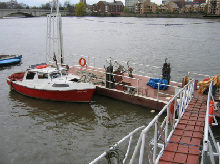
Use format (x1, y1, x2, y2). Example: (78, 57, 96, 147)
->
(209, 100, 214, 127)
(203, 78, 210, 81)
(79, 57, 86, 67)
(169, 97, 174, 121)
(36, 64, 49, 69)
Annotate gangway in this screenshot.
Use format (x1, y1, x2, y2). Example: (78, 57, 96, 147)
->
(90, 79, 220, 164)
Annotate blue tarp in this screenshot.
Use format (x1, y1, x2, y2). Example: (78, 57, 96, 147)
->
(146, 78, 168, 90)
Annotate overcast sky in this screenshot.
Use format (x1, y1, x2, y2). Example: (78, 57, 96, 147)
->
(0, 0, 162, 6)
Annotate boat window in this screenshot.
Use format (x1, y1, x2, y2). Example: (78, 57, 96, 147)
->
(52, 84, 69, 87)
(38, 73, 48, 79)
(61, 70, 68, 75)
(26, 72, 35, 79)
(50, 72, 61, 79)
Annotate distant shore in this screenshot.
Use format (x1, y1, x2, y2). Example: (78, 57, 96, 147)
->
(1, 10, 220, 19)
(87, 12, 220, 19)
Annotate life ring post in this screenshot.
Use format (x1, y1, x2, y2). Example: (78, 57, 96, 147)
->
(209, 100, 214, 127)
(79, 57, 86, 67)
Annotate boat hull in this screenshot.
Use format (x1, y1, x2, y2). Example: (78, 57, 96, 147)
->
(0, 55, 22, 66)
(0, 59, 21, 66)
(9, 81, 96, 102)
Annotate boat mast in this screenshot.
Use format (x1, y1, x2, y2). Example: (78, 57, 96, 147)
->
(46, 0, 64, 66)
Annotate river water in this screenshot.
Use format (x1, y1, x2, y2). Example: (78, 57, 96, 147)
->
(0, 17, 220, 164)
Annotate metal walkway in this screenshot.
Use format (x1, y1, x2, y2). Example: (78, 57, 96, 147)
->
(90, 78, 220, 164)
(158, 96, 206, 164)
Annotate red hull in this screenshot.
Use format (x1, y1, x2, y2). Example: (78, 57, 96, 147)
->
(10, 82, 95, 102)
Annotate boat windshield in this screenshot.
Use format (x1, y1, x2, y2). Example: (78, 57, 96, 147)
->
(38, 73, 48, 79)
(61, 70, 68, 75)
(26, 72, 35, 79)
(50, 72, 61, 79)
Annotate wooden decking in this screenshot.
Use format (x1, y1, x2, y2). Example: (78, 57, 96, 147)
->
(158, 95, 208, 164)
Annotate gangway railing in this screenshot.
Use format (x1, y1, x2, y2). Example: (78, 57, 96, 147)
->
(201, 80, 220, 164)
(90, 79, 195, 164)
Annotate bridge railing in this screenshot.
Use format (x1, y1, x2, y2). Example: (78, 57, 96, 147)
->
(201, 80, 220, 164)
(89, 78, 195, 164)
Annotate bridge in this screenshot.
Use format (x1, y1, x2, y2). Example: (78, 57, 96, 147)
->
(0, 9, 69, 18)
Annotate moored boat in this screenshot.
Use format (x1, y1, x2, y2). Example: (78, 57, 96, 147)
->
(0, 54, 22, 66)
(6, 1, 96, 102)
(6, 64, 96, 102)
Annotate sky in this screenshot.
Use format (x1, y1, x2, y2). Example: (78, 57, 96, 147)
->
(0, 0, 162, 6)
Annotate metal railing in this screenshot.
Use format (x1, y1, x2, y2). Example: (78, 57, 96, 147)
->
(201, 80, 220, 164)
(66, 55, 182, 100)
(74, 65, 181, 100)
(90, 79, 195, 164)
(65, 54, 184, 82)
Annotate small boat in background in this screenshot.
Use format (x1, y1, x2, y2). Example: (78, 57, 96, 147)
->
(0, 55, 22, 66)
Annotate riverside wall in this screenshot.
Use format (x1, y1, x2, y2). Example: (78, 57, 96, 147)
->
(120, 13, 205, 18)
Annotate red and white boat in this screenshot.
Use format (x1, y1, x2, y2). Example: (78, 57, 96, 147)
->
(6, 0, 96, 102)
(6, 64, 96, 102)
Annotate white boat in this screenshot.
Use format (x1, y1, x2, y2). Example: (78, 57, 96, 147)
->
(6, 64, 96, 102)
(6, 0, 96, 102)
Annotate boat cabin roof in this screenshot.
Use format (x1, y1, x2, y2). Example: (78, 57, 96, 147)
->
(28, 66, 66, 74)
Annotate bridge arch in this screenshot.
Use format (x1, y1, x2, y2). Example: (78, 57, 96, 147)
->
(0, 9, 68, 18)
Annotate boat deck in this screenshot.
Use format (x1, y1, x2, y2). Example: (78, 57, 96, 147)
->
(158, 94, 207, 164)
(69, 65, 181, 110)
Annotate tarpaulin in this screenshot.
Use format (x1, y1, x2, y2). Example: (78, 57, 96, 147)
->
(147, 78, 168, 90)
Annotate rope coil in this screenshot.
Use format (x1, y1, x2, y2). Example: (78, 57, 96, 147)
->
(105, 144, 125, 164)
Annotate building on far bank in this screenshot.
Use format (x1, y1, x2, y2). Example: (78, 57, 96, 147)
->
(193, 0, 205, 5)
(175, 0, 185, 8)
(164, 0, 179, 12)
(80, 0, 86, 4)
(92, 0, 124, 14)
(135, 0, 157, 13)
(126, 0, 143, 12)
(216, 0, 220, 14)
(207, 0, 219, 14)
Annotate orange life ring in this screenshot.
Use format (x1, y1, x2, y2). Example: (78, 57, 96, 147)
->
(79, 57, 86, 67)
(209, 100, 214, 126)
(36, 64, 49, 69)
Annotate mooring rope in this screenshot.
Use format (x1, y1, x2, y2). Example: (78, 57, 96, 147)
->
(105, 144, 125, 164)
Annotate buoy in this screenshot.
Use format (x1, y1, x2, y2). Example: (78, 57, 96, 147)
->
(36, 64, 49, 69)
(209, 100, 214, 127)
(79, 57, 86, 67)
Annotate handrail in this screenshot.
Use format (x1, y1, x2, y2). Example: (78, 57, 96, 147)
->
(90, 79, 195, 164)
(201, 80, 220, 164)
(75, 65, 180, 99)
(65, 54, 185, 82)
(89, 126, 146, 164)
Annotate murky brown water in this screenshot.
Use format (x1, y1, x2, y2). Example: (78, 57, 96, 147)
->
(0, 17, 220, 163)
